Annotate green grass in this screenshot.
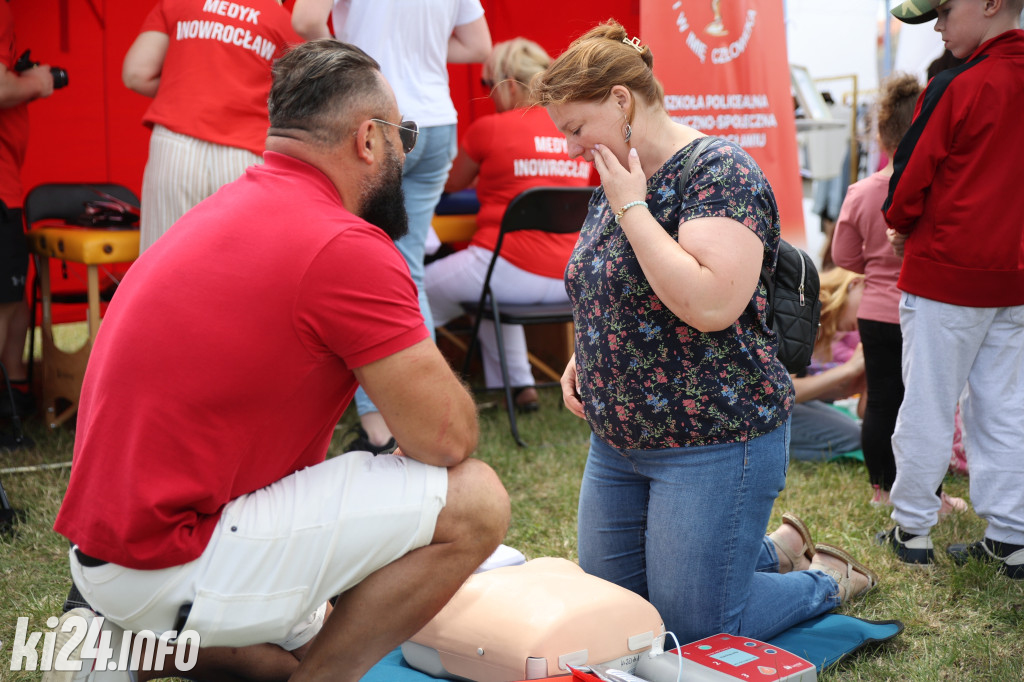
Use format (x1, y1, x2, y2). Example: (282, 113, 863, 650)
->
(2, 384, 1022, 681)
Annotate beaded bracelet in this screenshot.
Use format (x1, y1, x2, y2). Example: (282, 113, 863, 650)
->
(614, 200, 648, 223)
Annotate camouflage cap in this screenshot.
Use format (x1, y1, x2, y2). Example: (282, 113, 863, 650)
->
(890, 0, 950, 24)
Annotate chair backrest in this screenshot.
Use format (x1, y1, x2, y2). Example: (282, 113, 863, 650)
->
(498, 186, 595, 238)
(23, 183, 139, 227)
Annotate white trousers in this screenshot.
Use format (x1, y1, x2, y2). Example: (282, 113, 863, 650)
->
(425, 246, 569, 388)
(140, 125, 262, 253)
(891, 293, 1024, 544)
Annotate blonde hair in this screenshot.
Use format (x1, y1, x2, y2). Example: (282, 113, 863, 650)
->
(529, 19, 664, 125)
(875, 73, 921, 153)
(488, 38, 551, 89)
(486, 38, 552, 110)
(816, 267, 865, 360)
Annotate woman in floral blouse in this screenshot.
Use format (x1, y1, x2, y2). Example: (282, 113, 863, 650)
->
(531, 19, 877, 643)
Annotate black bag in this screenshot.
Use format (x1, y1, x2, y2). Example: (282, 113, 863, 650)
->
(676, 136, 821, 373)
(760, 241, 820, 373)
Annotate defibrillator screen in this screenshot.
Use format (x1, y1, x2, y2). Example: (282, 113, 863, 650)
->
(710, 648, 759, 667)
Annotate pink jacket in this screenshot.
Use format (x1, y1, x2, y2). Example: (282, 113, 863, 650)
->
(832, 172, 902, 324)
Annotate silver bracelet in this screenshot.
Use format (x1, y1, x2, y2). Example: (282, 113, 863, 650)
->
(614, 200, 648, 223)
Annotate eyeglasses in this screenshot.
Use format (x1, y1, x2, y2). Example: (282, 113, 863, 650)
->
(370, 118, 418, 153)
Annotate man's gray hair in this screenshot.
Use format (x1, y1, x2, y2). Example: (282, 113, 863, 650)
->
(269, 39, 389, 146)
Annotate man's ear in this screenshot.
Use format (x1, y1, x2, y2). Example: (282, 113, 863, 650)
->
(353, 119, 377, 165)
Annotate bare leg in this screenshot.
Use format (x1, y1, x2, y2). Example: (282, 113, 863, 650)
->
(136, 643, 301, 682)
(133, 608, 330, 681)
(0, 302, 29, 379)
(291, 457, 509, 682)
(359, 411, 393, 448)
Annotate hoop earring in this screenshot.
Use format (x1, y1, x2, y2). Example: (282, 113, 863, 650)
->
(623, 122, 632, 143)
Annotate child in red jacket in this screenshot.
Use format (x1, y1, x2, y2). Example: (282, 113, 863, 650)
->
(878, 0, 1024, 579)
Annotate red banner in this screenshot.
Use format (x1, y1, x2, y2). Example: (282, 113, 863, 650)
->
(641, 0, 805, 245)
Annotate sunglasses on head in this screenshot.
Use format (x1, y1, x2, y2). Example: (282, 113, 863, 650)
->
(370, 118, 418, 153)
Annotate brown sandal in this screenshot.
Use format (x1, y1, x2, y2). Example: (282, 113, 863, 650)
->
(770, 512, 816, 571)
(813, 542, 879, 603)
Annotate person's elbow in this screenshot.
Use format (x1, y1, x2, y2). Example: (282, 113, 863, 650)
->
(464, 41, 491, 64)
(122, 65, 155, 96)
(687, 300, 748, 333)
(291, 12, 326, 40)
(423, 418, 479, 468)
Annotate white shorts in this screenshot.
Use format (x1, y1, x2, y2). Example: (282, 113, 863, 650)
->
(70, 451, 448, 650)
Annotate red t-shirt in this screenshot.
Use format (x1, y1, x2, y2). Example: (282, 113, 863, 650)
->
(53, 152, 428, 569)
(463, 107, 592, 278)
(139, 0, 302, 155)
(0, 3, 29, 207)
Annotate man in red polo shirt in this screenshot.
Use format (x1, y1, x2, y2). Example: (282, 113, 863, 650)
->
(50, 39, 508, 682)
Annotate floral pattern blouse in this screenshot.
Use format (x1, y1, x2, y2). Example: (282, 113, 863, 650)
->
(565, 137, 794, 450)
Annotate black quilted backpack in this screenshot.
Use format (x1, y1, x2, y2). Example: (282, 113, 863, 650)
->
(677, 137, 821, 373)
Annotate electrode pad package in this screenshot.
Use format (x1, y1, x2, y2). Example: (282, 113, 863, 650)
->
(402, 558, 665, 682)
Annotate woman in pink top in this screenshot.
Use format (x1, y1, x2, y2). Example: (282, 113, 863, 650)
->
(832, 73, 965, 515)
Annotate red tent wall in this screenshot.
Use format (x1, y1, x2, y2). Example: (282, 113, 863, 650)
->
(12, 0, 638, 201)
(9, 0, 638, 323)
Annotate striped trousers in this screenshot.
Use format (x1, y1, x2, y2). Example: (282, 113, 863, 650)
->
(139, 125, 263, 253)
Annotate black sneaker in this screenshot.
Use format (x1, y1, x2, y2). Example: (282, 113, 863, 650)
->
(947, 539, 1024, 580)
(342, 425, 396, 455)
(876, 525, 935, 566)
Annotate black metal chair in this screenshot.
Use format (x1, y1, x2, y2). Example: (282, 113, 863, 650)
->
(459, 186, 594, 446)
(22, 183, 140, 387)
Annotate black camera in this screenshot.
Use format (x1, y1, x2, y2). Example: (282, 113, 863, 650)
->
(14, 49, 69, 89)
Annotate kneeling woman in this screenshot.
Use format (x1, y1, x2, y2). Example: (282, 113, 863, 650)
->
(532, 20, 877, 642)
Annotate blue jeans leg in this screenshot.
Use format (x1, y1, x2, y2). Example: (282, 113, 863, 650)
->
(355, 124, 457, 417)
(788, 400, 862, 462)
(577, 422, 839, 643)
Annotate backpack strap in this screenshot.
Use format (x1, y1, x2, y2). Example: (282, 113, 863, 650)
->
(674, 136, 775, 326)
(676, 136, 716, 193)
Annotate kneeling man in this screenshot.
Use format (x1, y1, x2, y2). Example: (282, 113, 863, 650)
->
(50, 39, 509, 682)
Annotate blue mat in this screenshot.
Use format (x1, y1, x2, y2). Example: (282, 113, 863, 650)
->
(360, 614, 903, 680)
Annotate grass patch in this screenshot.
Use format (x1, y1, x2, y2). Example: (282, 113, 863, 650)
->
(2, 386, 1022, 680)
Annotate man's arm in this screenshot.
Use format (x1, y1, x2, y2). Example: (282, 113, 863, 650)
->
(447, 16, 491, 64)
(122, 31, 169, 97)
(883, 81, 953, 233)
(0, 61, 53, 108)
(291, 0, 333, 40)
(354, 338, 479, 467)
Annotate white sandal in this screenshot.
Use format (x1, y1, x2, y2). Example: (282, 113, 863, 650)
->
(813, 542, 879, 604)
(769, 512, 816, 572)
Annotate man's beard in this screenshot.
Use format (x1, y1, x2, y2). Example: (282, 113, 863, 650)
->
(359, 139, 408, 242)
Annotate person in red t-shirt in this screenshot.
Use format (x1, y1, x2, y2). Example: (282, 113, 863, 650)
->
(49, 40, 508, 682)
(122, 0, 303, 253)
(0, 0, 56, 419)
(425, 38, 592, 411)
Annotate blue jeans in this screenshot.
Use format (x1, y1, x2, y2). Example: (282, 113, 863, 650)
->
(577, 421, 840, 643)
(789, 400, 862, 462)
(355, 124, 457, 417)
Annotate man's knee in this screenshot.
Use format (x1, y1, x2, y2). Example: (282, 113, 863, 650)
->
(438, 458, 509, 546)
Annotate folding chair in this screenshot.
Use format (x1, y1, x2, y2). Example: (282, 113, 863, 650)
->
(23, 183, 140, 426)
(459, 186, 594, 446)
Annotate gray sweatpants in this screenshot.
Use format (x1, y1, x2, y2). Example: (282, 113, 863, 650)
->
(891, 293, 1024, 544)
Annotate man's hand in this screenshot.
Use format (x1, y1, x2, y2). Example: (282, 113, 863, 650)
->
(0, 62, 53, 108)
(21, 64, 54, 98)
